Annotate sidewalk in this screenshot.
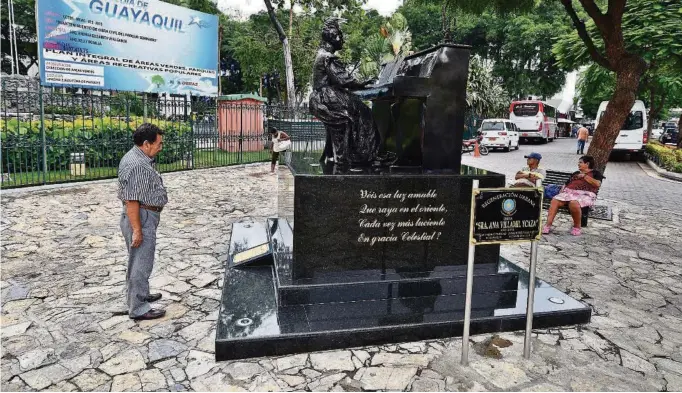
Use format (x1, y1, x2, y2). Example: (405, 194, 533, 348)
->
(2, 164, 681, 391)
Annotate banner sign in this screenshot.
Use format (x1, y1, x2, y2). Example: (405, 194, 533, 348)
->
(36, 0, 219, 95)
(471, 188, 543, 244)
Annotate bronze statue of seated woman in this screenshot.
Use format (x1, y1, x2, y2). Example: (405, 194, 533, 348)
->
(309, 18, 391, 167)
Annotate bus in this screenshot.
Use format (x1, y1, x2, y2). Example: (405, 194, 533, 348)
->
(509, 100, 557, 143)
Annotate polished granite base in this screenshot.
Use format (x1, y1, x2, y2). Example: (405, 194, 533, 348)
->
(215, 221, 591, 361)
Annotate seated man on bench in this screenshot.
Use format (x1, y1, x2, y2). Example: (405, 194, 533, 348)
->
(542, 155, 603, 236)
(511, 152, 546, 188)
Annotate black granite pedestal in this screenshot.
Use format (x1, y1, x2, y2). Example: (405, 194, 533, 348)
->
(215, 158, 591, 360)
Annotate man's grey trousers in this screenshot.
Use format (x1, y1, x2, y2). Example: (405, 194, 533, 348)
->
(120, 207, 160, 318)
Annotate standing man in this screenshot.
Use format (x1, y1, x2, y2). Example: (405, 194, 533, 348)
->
(118, 123, 168, 320)
(511, 152, 546, 188)
(577, 125, 589, 155)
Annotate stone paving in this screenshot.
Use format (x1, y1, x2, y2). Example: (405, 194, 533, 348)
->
(2, 163, 682, 392)
(462, 138, 682, 213)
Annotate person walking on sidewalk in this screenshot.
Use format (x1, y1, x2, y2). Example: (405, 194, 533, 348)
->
(577, 125, 589, 154)
(118, 123, 168, 321)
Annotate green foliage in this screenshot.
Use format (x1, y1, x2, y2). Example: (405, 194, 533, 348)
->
(576, 64, 616, 119)
(356, 12, 412, 80)
(560, 0, 682, 124)
(554, 0, 682, 71)
(1, 118, 191, 173)
(226, 5, 384, 101)
(489, 2, 570, 99)
(466, 55, 509, 118)
(108, 93, 160, 117)
(398, 1, 442, 51)
(1, 0, 38, 74)
(397, 0, 570, 99)
(645, 141, 682, 172)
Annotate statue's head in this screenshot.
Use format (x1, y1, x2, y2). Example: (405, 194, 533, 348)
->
(321, 17, 345, 51)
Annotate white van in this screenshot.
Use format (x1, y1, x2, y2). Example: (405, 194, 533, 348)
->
(595, 100, 648, 155)
(479, 119, 520, 152)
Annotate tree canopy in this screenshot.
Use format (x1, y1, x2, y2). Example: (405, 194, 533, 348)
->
(397, 0, 571, 100)
(557, 0, 682, 129)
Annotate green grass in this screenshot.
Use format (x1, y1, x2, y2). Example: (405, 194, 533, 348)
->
(1, 149, 270, 189)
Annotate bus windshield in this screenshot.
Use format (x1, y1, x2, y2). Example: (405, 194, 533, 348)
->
(513, 103, 539, 117)
(481, 122, 505, 131)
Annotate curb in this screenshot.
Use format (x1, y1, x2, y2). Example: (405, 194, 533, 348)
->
(645, 159, 682, 182)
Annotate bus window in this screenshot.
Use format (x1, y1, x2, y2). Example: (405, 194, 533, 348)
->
(513, 103, 539, 117)
(545, 105, 556, 118)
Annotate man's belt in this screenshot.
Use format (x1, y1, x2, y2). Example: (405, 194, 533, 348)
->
(140, 205, 163, 213)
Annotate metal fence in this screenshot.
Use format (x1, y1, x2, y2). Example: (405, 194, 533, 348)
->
(0, 77, 326, 189)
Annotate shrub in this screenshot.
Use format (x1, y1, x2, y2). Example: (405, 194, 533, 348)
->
(1, 118, 192, 173)
(646, 141, 680, 171)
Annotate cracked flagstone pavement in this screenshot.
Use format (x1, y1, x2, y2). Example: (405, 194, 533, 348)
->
(2, 163, 681, 391)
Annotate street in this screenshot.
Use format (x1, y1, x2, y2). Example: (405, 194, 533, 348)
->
(462, 137, 682, 214)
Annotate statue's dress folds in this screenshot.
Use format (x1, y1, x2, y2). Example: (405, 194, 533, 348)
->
(309, 47, 380, 166)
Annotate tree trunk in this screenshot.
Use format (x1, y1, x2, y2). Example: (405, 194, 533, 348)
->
(441, 3, 452, 43)
(289, 1, 294, 38)
(678, 113, 682, 149)
(586, 55, 647, 172)
(646, 88, 665, 142)
(264, 0, 296, 107)
(646, 86, 655, 141)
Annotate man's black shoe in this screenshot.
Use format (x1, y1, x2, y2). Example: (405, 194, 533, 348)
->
(132, 309, 166, 320)
(145, 293, 162, 302)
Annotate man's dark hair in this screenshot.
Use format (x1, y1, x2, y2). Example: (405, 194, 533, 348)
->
(133, 123, 164, 146)
(268, 127, 279, 135)
(580, 155, 595, 169)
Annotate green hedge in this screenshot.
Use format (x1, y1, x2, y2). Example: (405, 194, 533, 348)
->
(645, 141, 682, 173)
(1, 119, 192, 173)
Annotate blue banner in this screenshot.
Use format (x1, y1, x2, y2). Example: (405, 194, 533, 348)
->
(36, 0, 219, 96)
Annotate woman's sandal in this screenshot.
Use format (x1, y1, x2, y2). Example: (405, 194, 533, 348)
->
(570, 227, 582, 236)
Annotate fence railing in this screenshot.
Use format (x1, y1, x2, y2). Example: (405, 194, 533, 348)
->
(0, 77, 326, 189)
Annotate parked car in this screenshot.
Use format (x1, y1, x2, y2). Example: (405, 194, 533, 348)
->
(660, 129, 679, 145)
(479, 119, 520, 152)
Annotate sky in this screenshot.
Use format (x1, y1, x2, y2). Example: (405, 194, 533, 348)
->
(216, 0, 403, 18)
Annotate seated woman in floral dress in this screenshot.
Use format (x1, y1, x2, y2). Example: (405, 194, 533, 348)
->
(542, 156, 603, 236)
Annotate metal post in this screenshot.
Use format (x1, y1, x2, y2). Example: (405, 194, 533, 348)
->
(524, 241, 539, 358)
(523, 179, 543, 358)
(461, 179, 479, 366)
(143, 93, 147, 123)
(239, 104, 244, 163)
(39, 85, 47, 184)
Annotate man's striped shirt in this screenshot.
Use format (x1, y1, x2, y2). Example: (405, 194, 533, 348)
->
(117, 146, 168, 207)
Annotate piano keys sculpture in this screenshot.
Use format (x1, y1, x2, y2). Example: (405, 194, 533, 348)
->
(215, 19, 591, 360)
